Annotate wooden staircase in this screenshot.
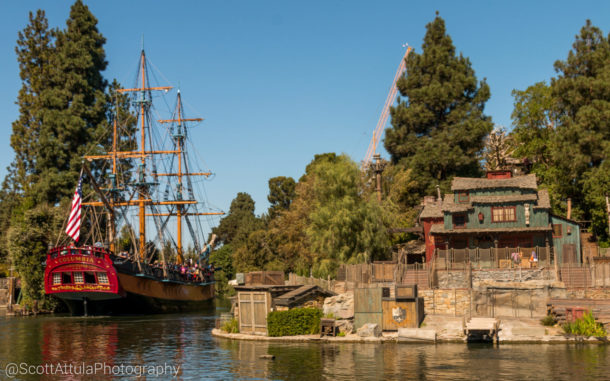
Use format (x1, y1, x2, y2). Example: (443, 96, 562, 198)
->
(559, 266, 593, 288)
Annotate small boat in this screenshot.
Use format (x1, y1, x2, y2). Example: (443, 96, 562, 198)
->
(44, 48, 223, 315)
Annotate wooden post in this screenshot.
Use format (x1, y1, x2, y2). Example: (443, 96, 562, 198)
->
(606, 195, 610, 238)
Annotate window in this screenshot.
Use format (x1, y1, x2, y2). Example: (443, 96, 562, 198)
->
(84, 272, 97, 284)
(73, 272, 84, 284)
(53, 273, 61, 285)
(97, 272, 109, 284)
(552, 224, 562, 238)
(458, 192, 469, 203)
(491, 206, 517, 222)
(453, 214, 467, 229)
(61, 272, 72, 284)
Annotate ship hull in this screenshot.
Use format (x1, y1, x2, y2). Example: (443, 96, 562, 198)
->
(45, 246, 215, 315)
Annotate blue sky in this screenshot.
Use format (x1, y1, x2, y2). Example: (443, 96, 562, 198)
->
(1, 0, 609, 232)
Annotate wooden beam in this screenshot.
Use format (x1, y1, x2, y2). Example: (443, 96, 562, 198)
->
(117, 86, 172, 93)
(146, 212, 225, 216)
(158, 118, 203, 124)
(153, 172, 211, 177)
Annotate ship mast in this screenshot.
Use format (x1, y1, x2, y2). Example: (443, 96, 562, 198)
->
(157, 91, 224, 263)
(84, 49, 223, 265)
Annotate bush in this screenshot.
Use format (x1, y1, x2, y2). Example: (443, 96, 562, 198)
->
(267, 308, 322, 337)
(562, 312, 607, 337)
(222, 318, 239, 333)
(540, 315, 557, 326)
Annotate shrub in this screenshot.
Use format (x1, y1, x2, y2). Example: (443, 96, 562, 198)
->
(222, 318, 239, 333)
(540, 315, 557, 326)
(267, 308, 322, 337)
(562, 312, 607, 337)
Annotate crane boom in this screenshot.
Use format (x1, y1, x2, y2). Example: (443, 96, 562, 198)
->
(363, 46, 412, 170)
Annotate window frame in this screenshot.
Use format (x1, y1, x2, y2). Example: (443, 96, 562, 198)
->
(457, 192, 470, 203)
(552, 224, 563, 238)
(491, 206, 517, 223)
(452, 214, 467, 229)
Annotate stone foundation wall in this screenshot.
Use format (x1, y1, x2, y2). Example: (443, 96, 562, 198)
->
(566, 288, 610, 299)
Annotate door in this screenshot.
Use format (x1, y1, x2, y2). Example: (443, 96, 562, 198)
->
(563, 244, 577, 264)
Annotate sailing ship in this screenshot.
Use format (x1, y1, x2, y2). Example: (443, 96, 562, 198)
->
(44, 49, 223, 315)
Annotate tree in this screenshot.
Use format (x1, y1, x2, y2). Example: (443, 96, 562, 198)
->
(33, 0, 109, 204)
(11, 10, 54, 195)
(510, 82, 557, 185)
(550, 20, 610, 234)
(384, 13, 493, 200)
(267, 176, 296, 218)
(304, 154, 389, 278)
(213, 192, 261, 246)
(8, 203, 64, 309)
(482, 126, 514, 171)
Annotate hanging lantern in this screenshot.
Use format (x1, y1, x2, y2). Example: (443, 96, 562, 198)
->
(478, 212, 484, 223)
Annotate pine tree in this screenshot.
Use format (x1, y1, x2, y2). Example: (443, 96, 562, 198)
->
(267, 176, 296, 218)
(11, 10, 54, 195)
(384, 13, 493, 200)
(34, 0, 109, 204)
(550, 20, 610, 236)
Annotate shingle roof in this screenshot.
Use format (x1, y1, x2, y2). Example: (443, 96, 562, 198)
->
(429, 225, 552, 234)
(451, 174, 538, 191)
(470, 194, 538, 204)
(442, 193, 473, 213)
(420, 203, 443, 218)
(534, 189, 551, 209)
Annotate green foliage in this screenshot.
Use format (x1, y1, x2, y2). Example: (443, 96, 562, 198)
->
(213, 192, 261, 246)
(267, 176, 296, 218)
(8, 203, 64, 309)
(305, 154, 389, 278)
(384, 14, 492, 201)
(32, 0, 110, 204)
(511, 20, 610, 241)
(221, 318, 239, 333)
(540, 314, 557, 326)
(267, 308, 322, 337)
(337, 331, 346, 337)
(562, 312, 607, 337)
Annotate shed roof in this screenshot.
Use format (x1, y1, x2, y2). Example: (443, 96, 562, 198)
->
(273, 285, 335, 307)
(442, 193, 473, 213)
(451, 174, 537, 191)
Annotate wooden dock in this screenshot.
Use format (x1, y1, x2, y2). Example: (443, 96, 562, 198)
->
(464, 317, 499, 342)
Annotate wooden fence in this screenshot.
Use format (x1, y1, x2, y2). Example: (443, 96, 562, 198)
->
(434, 246, 551, 270)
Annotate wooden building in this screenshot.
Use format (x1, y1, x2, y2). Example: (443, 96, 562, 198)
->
(419, 171, 581, 265)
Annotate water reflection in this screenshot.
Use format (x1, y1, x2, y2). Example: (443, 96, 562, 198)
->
(1, 310, 610, 380)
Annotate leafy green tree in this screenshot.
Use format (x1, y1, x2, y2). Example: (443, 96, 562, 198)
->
(8, 202, 64, 309)
(550, 20, 610, 234)
(267, 176, 296, 218)
(384, 13, 493, 200)
(213, 192, 261, 246)
(304, 154, 390, 278)
(34, 0, 109, 204)
(510, 81, 557, 186)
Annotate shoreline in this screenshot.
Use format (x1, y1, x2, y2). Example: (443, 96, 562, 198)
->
(211, 328, 608, 344)
(212, 314, 609, 345)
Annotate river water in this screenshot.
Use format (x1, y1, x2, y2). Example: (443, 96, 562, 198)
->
(1, 305, 609, 380)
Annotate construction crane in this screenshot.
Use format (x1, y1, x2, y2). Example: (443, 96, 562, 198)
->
(362, 45, 412, 171)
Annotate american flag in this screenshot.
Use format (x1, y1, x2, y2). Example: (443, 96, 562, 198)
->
(66, 176, 83, 242)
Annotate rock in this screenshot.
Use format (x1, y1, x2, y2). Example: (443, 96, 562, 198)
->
(323, 292, 354, 319)
(357, 323, 381, 338)
(259, 355, 275, 360)
(398, 328, 436, 341)
(334, 319, 354, 334)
